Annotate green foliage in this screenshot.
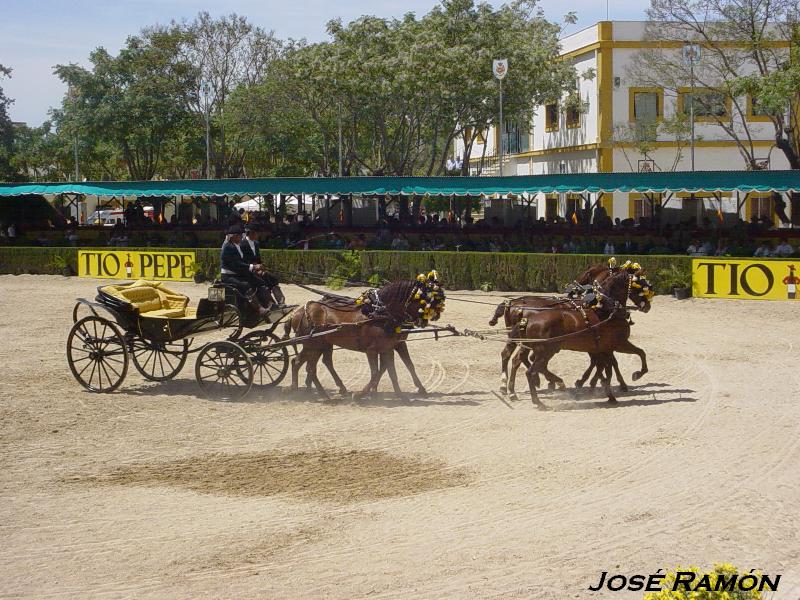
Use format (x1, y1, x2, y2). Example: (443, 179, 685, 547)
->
(0, 64, 17, 182)
(480, 281, 494, 292)
(0, 247, 691, 295)
(325, 250, 362, 289)
(656, 263, 692, 290)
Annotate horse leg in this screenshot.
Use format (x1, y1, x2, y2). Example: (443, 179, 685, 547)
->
(306, 350, 331, 401)
(507, 348, 525, 400)
(575, 354, 596, 388)
(598, 355, 617, 403)
(290, 349, 309, 392)
(526, 347, 556, 410)
(357, 351, 381, 398)
(539, 365, 565, 390)
(320, 347, 348, 395)
(382, 351, 407, 400)
(395, 342, 427, 396)
(610, 353, 628, 392)
(614, 340, 649, 381)
(499, 342, 515, 394)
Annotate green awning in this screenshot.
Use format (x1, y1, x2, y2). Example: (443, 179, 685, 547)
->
(0, 170, 797, 198)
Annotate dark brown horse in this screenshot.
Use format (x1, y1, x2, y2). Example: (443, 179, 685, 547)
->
(510, 270, 648, 408)
(492, 262, 615, 393)
(504, 270, 653, 399)
(286, 280, 437, 400)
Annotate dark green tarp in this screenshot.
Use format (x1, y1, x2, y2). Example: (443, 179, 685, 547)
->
(0, 170, 797, 198)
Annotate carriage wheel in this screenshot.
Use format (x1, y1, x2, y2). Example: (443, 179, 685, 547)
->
(131, 338, 189, 381)
(67, 316, 129, 393)
(239, 331, 290, 388)
(195, 341, 253, 401)
(218, 304, 243, 341)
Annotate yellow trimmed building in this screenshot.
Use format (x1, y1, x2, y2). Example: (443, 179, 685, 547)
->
(456, 21, 793, 225)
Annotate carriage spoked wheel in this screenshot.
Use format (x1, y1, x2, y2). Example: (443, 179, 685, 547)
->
(238, 331, 290, 388)
(218, 304, 243, 341)
(130, 338, 189, 382)
(67, 316, 129, 393)
(195, 341, 253, 401)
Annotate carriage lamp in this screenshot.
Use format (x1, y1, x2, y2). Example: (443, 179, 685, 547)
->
(207, 287, 226, 302)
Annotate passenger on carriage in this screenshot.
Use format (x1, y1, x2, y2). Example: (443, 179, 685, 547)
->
(220, 223, 270, 317)
(240, 223, 286, 308)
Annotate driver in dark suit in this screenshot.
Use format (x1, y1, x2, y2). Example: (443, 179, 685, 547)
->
(220, 223, 269, 317)
(240, 223, 285, 307)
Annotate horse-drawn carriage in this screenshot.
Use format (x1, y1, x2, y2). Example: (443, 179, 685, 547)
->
(67, 279, 296, 400)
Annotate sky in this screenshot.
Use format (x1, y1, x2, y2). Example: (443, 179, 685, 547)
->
(1, 0, 647, 126)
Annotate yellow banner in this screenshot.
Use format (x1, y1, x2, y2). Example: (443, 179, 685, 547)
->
(78, 250, 196, 281)
(692, 258, 800, 301)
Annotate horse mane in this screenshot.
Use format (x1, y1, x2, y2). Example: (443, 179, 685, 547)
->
(376, 279, 416, 306)
(575, 262, 609, 285)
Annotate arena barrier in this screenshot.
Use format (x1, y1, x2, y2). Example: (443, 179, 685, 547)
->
(78, 250, 196, 281)
(692, 258, 799, 300)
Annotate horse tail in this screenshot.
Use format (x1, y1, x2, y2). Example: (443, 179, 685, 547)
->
(488, 300, 508, 326)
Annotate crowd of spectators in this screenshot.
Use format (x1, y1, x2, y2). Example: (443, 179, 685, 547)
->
(2, 199, 798, 258)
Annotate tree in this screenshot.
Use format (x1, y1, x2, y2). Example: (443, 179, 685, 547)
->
(629, 0, 799, 170)
(54, 28, 194, 180)
(176, 12, 281, 178)
(0, 64, 17, 181)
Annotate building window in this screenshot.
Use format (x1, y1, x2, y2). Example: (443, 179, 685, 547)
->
(747, 95, 778, 122)
(545, 195, 558, 220)
(629, 88, 662, 122)
(566, 105, 581, 129)
(545, 103, 559, 132)
(749, 194, 773, 220)
(632, 195, 655, 222)
(679, 89, 730, 120)
(500, 121, 530, 155)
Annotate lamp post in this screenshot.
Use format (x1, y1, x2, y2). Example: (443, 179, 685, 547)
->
(202, 82, 211, 179)
(682, 43, 701, 172)
(493, 59, 508, 177)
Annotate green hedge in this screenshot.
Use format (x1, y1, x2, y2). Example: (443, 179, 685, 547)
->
(0, 246, 690, 293)
(362, 251, 691, 293)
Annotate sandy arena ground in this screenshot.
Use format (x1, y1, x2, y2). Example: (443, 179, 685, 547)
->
(1, 274, 799, 599)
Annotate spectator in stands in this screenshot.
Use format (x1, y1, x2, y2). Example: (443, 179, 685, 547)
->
(773, 237, 794, 257)
(7, 224, 17, 239)
(714, 239, 729, 256)
(562, 236, 577, 253)
(603, 239, 616, 255)
(686, 239, 706, 256)
(754, 241, 772, 257)
(391, 233, 410, 251)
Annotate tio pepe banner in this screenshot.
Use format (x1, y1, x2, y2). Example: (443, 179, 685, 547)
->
(692, 258, 799, 300)
(78, 250, 196, 281)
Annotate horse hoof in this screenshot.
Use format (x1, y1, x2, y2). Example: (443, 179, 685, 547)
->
(547, 382, 556, 390)
(338, 387, 348, 395)
(508, 393, 519, 402)
(556, 381, 566, 390)
(534, 402, 549, 411)
(575, 379, 583, 388)
(416, 387, 428, 397)
(607, 397, 618, 404)
(632, 371, 643, 381)
(619, 384, 629, 392)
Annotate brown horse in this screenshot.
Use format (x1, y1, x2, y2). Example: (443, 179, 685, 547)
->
(510, 270, 647, 408)
(492, 262, 616, 393)
(504, 270, 653, 399)
(286, 279, 436, 400)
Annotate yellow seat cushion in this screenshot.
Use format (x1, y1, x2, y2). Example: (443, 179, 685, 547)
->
(100, 280, 190, 317)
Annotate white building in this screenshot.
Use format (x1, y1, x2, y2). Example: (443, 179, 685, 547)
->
(456, 21, 793, 225)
